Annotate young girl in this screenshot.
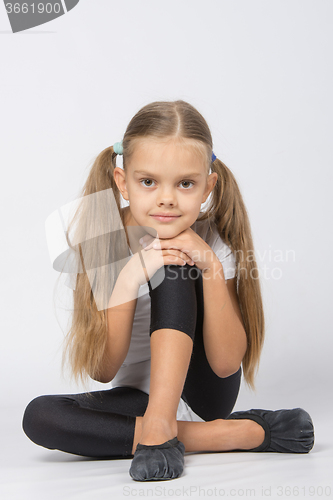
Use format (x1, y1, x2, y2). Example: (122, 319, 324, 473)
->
(22, 100, 314, 482)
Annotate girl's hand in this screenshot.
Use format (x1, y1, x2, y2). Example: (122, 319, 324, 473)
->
(125, 239, 195, 287)
(139, 227, 220, 274)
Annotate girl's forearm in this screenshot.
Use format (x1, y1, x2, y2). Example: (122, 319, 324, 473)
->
(97, 268, 140, 383)
(202, 262, 247, 378)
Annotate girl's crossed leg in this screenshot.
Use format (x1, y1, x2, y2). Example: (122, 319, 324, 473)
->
(22, 264, 264, 459)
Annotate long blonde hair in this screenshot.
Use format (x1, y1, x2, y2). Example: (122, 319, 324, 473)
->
(59, 100, 265, 392)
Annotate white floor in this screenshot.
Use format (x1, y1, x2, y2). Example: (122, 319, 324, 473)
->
(1, 405, 332, 500)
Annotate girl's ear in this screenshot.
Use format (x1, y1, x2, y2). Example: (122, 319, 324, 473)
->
(202, 172, 218, 203)
(113, 167, 129, 201)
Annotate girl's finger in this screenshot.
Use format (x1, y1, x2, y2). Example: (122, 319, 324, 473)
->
(170, 249, 194, 265)
(144, 241, 158, 250)
(139, 236, 155, 246)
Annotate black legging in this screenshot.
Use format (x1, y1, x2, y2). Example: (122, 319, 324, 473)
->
(22, 264, 242, 458)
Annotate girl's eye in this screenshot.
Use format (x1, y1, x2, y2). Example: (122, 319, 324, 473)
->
(180, 180, 194, 189)
(140, 179, 155, 187)
(140, 179, 194, 189)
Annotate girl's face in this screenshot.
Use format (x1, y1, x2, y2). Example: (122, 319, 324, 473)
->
(113, 137, 218, 240)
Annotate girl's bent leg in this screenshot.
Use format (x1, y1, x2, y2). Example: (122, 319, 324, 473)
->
(139, 328, 193, 446)
(181, 266, 242, 421)
(22, 387, 149, 458)
(137, 265, 198, 447)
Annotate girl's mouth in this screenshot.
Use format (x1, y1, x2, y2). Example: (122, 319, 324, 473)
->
(150, 215, 181, 222)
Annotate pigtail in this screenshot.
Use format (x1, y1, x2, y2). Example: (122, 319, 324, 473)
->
(59, 146, 127, 392)
(206, 158, 265, 391)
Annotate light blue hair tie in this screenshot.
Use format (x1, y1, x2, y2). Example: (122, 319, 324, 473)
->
(113, 141, 123, 155)
(212, 151, 217, 163)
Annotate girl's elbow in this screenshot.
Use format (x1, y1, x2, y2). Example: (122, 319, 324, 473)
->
(214, 340, 246, 378)
(93, 375, 112, 384)
(215, 363, 242, 379)
(89, 368, 117, 384)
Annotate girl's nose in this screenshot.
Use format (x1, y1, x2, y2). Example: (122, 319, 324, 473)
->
(156, 190, 177, 206)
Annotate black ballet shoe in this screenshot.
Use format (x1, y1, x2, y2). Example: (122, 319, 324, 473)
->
(129, 437, 185, 481)
(226, 407, 315, 453)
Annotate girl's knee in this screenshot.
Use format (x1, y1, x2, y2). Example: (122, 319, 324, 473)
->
(163, 264, 201, 283)
(149, 264, 200, 298)
(22, 395, 60, 447)
(148, 265, 201, 340)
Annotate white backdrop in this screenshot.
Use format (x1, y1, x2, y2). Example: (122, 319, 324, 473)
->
(1, 0, 332, 424)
